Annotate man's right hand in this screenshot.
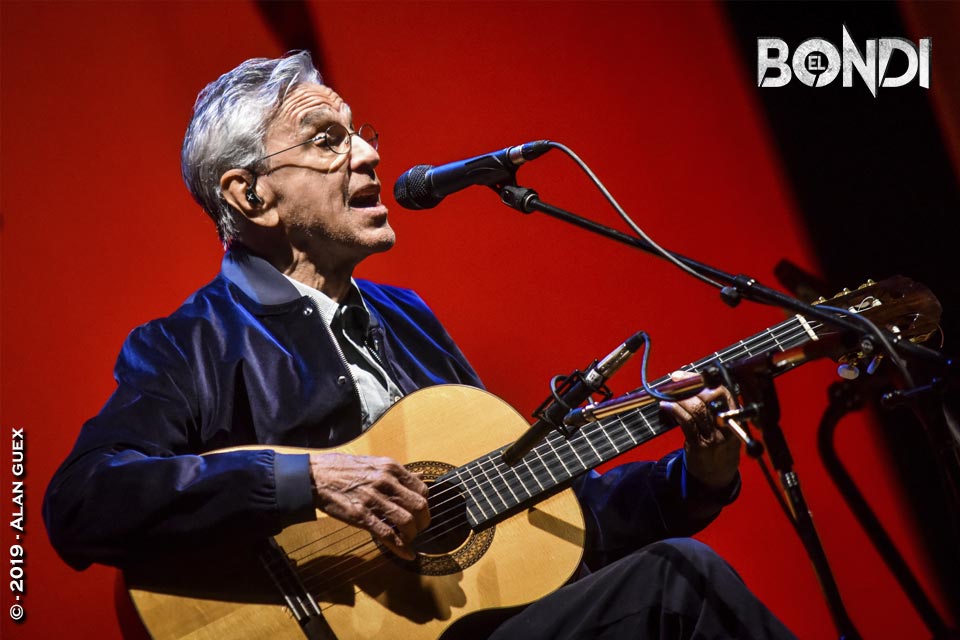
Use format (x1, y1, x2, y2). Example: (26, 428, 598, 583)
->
(309, 453, 430, 561)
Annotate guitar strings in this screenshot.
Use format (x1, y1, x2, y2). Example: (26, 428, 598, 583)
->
(287, 317, 818, 558)
(297, 394, 760, 597)
(282, 318, 820, 568)
(294, 318, 819, 596)
(295, 404, 666, 593)
(285, 317, 818, 575)
(292, 320, 805, 600)
(290, 322, 816, 596)
(283, 318, 817, 568)
(259, 539, 322, 615)
(347, 319, 816, 533)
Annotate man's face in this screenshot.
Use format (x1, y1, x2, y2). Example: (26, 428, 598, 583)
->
(258, 83, 394, 265)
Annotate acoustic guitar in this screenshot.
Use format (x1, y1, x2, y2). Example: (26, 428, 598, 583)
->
(124, 277, 941, 639)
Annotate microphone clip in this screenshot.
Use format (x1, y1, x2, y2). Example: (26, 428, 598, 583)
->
(533, 367, 614, 439)
(501, 331, 645, 466)
(499, 184, 540, 214)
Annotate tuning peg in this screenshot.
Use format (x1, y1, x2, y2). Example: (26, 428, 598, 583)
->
(866, 355, 884, 375)
(834, 288, 852, 298)
(813, 296, 828, 305)
(858, 280, 876, 289)
(837, 363, 860, 380)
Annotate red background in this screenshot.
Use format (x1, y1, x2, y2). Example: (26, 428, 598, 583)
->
(2, 2, 955, 639)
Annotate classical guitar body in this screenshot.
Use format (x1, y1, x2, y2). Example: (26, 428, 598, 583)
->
(125, 385, 586, 640)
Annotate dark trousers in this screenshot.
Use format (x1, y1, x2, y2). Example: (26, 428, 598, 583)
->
(487, 538, 798, 640)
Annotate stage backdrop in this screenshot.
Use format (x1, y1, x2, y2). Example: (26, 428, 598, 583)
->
(2, 2, 956, 639)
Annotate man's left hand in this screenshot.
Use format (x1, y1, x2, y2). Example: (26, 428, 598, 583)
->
(659, 370, 741, 491)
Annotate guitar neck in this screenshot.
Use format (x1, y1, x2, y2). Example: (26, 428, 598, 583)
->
(455, 313, 823, 528)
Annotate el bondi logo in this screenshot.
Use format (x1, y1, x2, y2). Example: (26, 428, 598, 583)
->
(757, 25, 931, 96)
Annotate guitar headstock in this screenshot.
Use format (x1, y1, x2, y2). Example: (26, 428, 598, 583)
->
(811, 276, 942, 366)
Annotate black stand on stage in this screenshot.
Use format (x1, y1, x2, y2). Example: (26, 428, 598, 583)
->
(493, 178, 959, 640)
(819, 377, 960, 640)
(730, 361, 862, 640)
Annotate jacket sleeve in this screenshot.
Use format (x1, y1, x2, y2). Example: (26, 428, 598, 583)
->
(42, 322, 315, 570)
(574, 448, 740, 572)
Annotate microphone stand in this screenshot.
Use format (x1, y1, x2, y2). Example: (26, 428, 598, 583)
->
(731, 360, 862, 640)
(494, 182, 959, 638)
(496, 184, 953, 371)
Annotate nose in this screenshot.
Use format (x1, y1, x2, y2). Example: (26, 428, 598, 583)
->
(350, 134, 380, 170)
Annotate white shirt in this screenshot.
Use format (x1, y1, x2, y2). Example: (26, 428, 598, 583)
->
(282, 275, 404, 429)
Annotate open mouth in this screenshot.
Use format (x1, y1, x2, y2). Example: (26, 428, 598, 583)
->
(349, 187, 382, 209)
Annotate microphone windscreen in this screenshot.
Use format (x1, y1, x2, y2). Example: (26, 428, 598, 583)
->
(393, 165, 443, 210)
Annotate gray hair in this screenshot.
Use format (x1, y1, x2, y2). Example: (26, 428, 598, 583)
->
(181, 51, 323, 245)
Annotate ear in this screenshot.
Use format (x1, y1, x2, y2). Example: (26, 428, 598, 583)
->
(220, 169, 279, 228)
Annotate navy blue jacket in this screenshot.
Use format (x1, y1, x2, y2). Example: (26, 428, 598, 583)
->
(43, 251, 736, 572)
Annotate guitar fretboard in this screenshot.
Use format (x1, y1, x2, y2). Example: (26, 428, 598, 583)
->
(450, 314, 822, 527)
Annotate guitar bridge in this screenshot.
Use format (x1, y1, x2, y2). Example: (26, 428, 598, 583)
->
(258, 538, 338, 639)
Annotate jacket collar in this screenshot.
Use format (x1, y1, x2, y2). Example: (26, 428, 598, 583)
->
(220, 250, 376, 331)
(221, 249, 303, 306)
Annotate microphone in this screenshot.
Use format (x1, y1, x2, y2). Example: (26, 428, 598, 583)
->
(562, 373, 715, 431)
(501, 332, 645, 466)
(393, 140, 552, 210)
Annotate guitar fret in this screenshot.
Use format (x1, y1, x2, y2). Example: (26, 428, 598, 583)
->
(546, 442, 574, 476)
(473, 460, 509, 512)
(543, 435, 591, 483)
(532, 447, 560, 485)
(494, 454, 535, 500)
(581, 431, 604, 464)
(608, 428, 633, 454)
(483, 456, 522, 505)
(636, 409, 657, 437)
(771, 320, 800, 348)
(746, 332, 774, 354)
(620, 414, 640, 445)
(596, 417, 627, 452)
(616, 414, 651, 453)
(454, 467, 489, 524)
(567, 436, 589, 468)
(508, 465, 535, 499)
(769, 329, 784, 351)
(520, 456, 546, 491)
(569, 433, 601, 470)
(651, 407, 667, 435)
(456, 466, 492, 520)
(758, 324, 792, 354)
(465, 503, 480, 525)
(516, 445, 556, 499)
(602, 423, 623, 454)
(586, 429, 617, 460)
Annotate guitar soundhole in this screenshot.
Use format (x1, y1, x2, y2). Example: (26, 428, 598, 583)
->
(397, 461, 495, 576)
(417, 474, 472, 555)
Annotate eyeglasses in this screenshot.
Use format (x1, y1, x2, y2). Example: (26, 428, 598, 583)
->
(255, 123, 379, 164)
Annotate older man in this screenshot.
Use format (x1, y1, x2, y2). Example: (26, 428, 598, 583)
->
(43, 51, 796, 639)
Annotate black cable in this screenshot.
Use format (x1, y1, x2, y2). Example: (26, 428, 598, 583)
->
(634, 332, 708, 403)
(545, 141, 725, 291)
